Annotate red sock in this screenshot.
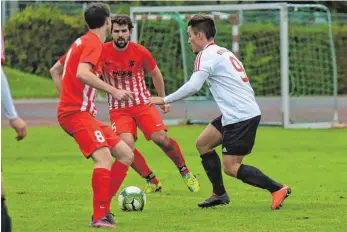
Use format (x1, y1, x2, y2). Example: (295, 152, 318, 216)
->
(92, 168, 111, 221)
(131, 149, 159, 184)
(132, 149, 151, 177)
(162, 138, 190, 176)
(108, 161, 129, 210)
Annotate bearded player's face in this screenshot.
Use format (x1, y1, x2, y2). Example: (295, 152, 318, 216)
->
(112, 23, 130, 49)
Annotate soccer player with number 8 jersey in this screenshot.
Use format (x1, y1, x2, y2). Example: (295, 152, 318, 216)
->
(52, 14, 200, 195)
(150, 14, 291, 210)
(52, 3, 135, 228)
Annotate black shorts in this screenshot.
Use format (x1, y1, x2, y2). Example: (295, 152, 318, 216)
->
(211, 115, 261, 156)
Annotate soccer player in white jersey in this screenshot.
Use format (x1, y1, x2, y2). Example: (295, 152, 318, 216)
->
(150, 14, 291, 209)
(2, 27, 27, 232)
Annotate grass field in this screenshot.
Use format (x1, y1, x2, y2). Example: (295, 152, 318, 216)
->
(1, 126, 347, 232)
(3, 67, 58, 99)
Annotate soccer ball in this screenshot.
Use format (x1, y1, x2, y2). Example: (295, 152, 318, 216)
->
(118, 186, 146, 211)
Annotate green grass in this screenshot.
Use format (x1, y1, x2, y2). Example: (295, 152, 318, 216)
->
(2, 126, 347, 232)
(3, 67, 58, 99)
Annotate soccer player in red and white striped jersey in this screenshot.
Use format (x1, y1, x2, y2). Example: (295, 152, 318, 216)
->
(51, 3, 134, 228)
(102, 15, 200, 193)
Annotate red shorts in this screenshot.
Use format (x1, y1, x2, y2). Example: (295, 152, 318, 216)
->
(109, 104, 167, 140)
(58, 112, 121, 158)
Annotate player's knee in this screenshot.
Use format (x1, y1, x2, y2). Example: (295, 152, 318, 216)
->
(92, 147, 114, 169)
(223, 163, 240, 177)
(195, 137, 204, 152)
(116, 151, 134, 166)
(112, 141, 134, 166)
(124, 139, 135, 151)
(123, 150, 134, 166)
(195, 136, 210, 154)
(223, 166, 237, 177)
(151, 131, 169, 147)
(119, 134, 136, 150)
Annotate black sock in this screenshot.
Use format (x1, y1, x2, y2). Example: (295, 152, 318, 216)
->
(145, 172, 156, 182)
(237, 164, 282, 193)
(178, 164, 188, 175)
(201, 150, 226, 196)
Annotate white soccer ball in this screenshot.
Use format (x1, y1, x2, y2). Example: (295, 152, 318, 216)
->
(118, 186, 146, 211)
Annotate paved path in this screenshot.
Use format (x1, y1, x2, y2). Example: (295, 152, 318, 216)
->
(2, 97, 346, 128)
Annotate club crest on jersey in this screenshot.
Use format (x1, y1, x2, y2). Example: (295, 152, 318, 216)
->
(129, 60, 135, 67)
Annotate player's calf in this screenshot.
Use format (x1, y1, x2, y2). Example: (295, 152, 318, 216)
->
(131, 149, 161, 188)
(153, 133, 189, 174)
(150, 130, 170, 148)
(200, 150, 226, 195)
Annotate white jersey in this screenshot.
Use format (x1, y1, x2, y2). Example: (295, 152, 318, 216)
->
(195, 42, 261, 126)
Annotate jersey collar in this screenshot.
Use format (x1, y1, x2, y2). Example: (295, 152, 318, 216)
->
(87, 31, 100, 40)
(203, 41, 216, 50)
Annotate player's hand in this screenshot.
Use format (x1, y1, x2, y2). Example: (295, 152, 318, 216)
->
(112, 89, 134, 101)
(9, 117, 27, 141)
(149, 96, 165, 105)
(160, 104, 171, 114)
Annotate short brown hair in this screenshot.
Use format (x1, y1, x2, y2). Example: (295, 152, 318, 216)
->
(188, 14, 216, 40)
(84, 3, 110, 29)
(111, 14, 134, 31)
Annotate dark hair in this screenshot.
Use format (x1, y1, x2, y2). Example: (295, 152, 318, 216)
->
(111, 14, 134, 31)
(84, 3, 111, 29)
(187, 14, 216, 40)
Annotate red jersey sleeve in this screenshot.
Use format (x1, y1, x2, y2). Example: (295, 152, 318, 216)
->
(80, 43, 102, 67)
(142, 47, 156, 72)
(59, 53, 67, 64)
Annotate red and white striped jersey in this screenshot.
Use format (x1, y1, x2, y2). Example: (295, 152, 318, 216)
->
(102, 41, 156, 109)
(57, 31, 103, 119)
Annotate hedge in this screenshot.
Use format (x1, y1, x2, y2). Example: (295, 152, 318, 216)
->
(3, 5, 85, 77)
(140, 20, 347, 95)
(4, 6, 347, 95)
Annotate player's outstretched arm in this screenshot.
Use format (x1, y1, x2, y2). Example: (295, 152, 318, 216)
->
(149, 66, 171, 113)
(50, 60, 64, 93)
(150, 71, 209, 105)
(1, 69, 27, 141)
(150, 66, 165, 97)
(77, 63, 134, 101)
